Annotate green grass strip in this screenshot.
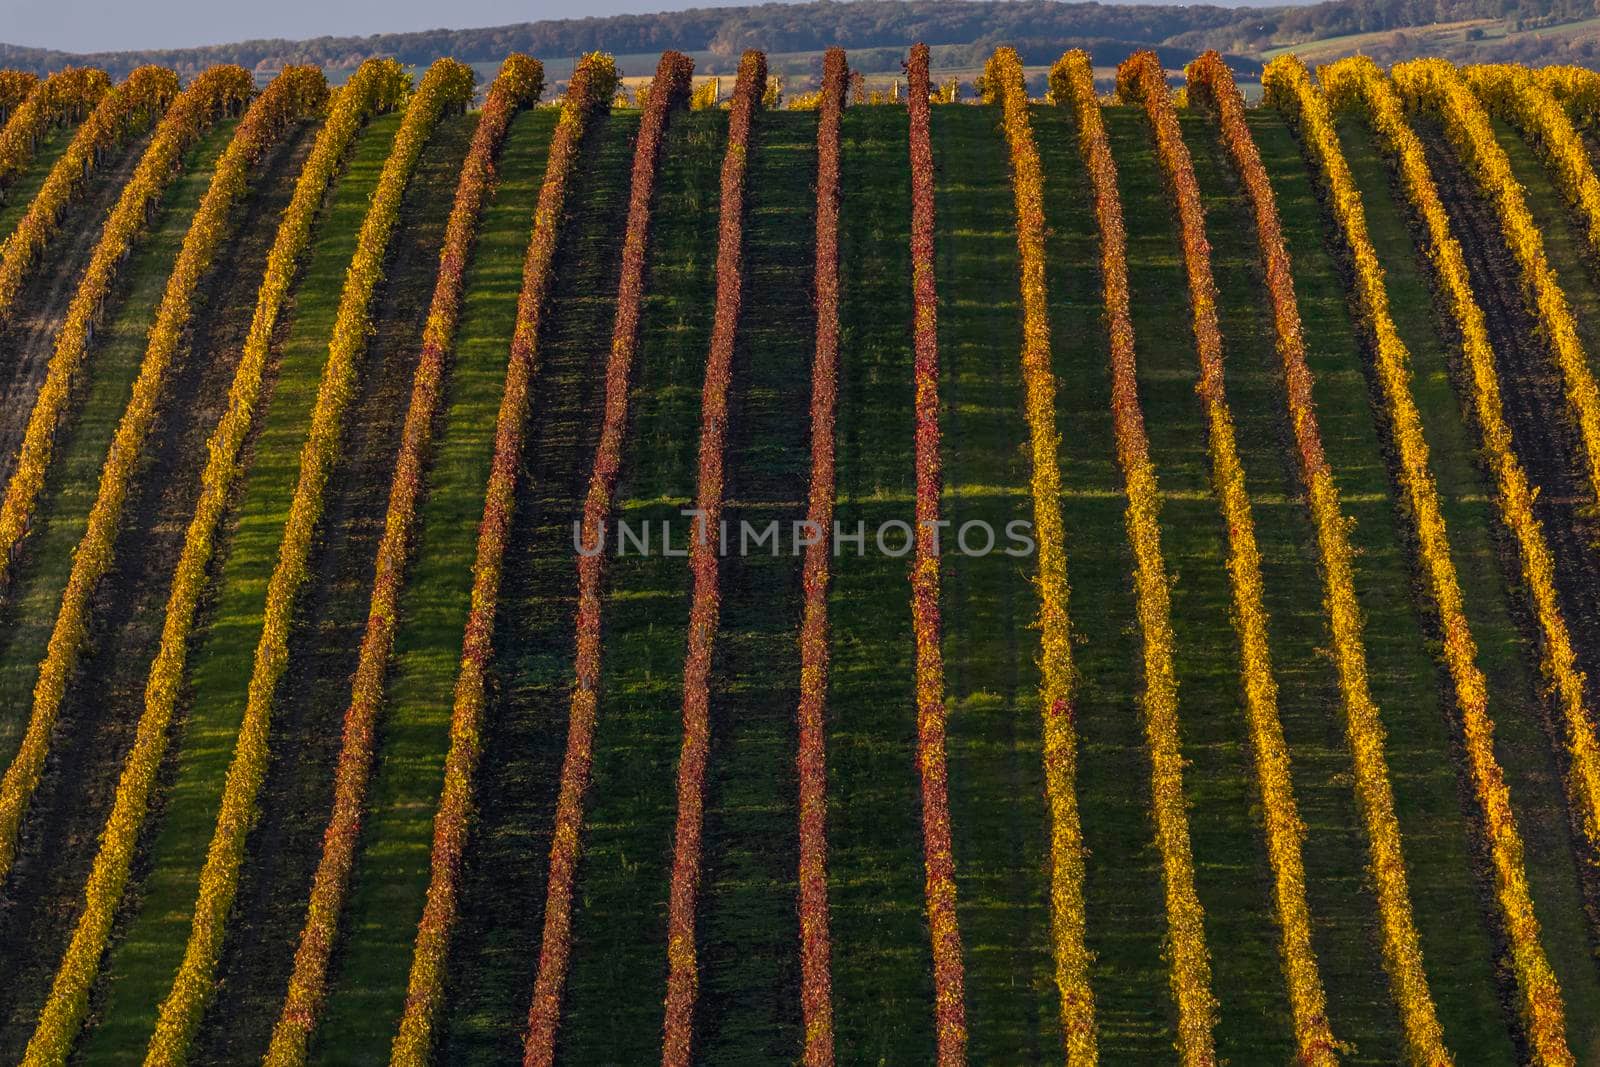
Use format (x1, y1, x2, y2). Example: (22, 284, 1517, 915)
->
(929, 102, 1057, 1060)
(1490, 115, 1600, 407)
(824, 105, 935, 1064)
(691, 108, 813, 1064)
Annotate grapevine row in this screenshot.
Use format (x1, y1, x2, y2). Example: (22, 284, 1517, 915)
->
(262, 54, 546, 1067)
(660, 48, 766, 1066)
(906, 41, 967, 1066)
(141, 56, 474, 1065)
(981, 46, 1095, 1062)
(1060, 50, 1219, 1065)
(0, 63, 329, 887)
(0, 63, 254, 594)
(1268, 54, 1573, 1063)
(20, 55, 409, 1067)
(0, 67, 110, 190)
(521, 49, 693, 1066)
(0, 72, 39, 124)
(0, 66, 179, 318)
(1192, 51, 1450, 1062)
(1122, 48, 1340, 1064)
(1540, 65, 1600, 120)
(1392, 59, 1600, 519)
(794, 44, 845, 1067)
(1330, 50, 1600, 939)
(388, 51, 618, 1066)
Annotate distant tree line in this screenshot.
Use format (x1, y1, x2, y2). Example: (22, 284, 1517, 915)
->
(0, 0, 1595, 79)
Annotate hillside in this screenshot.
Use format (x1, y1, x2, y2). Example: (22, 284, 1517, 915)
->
(1, 37, 1600, 1065)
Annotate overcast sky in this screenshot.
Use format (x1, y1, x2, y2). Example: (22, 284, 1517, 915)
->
(4, 0, 782, 54)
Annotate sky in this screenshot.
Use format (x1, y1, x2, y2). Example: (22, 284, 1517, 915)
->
(2, 0, 788, 53)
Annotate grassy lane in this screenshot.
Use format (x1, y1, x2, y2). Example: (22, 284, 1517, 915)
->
(1401, 122, 1600, 1054)
(312, 112, 635, 1064)
(192, 111, 479, 1065)
(0, 122, 75, 239)
(1183, 110, 1403, 1057)
(553, 108, 722, 1065)
(0, 119, 315, 1063)
(0, 121, 236, 768)
(930, 103, 1055, 1060)
(1033, 104, 1174, 1058)
(71, 113, 403, 1065)
(826, 105, 934, 1063)
(693, 110, 813, 1062)
(1105, 105, 1297, 1059)
(402, 103, 560, 1064)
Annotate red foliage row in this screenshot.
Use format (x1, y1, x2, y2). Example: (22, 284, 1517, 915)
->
(795, 44, 846, 1067)
(388, 51, 618, 1066)
(660, 47, 768, 1067)
(520, 48, 695, 1067)
(906, 40, 967, 1066)
(265, 55, 546, 1066)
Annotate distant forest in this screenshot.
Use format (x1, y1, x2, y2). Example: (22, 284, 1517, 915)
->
(3, 0, 1599, 78)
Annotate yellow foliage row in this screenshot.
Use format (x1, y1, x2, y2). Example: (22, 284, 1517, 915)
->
(1269, 52, 1574, 1064)
(0, 65, 178, 320)
(1200, 52, 1450, 1063)
(982, 46, 1095, 1062)
(0, 63, 253, 598)
(1125, 47, 1339, 1065)
(19, 57, 408, 1067)
(0, 71, 39, 121)
(0, 63, 327, 890)
(141, 56, 473, 1065)
(0, 67, 110, 189)
(390, 51, 617, 1067)
(1338, 51, 1600, 947)
(1394, 59, 1600, 515)
(1536, 65, 1600, 126)
(1058, 48, 1218, 1066)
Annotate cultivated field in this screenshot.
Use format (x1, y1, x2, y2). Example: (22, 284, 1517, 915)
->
(0, 37, 1598, 1066)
